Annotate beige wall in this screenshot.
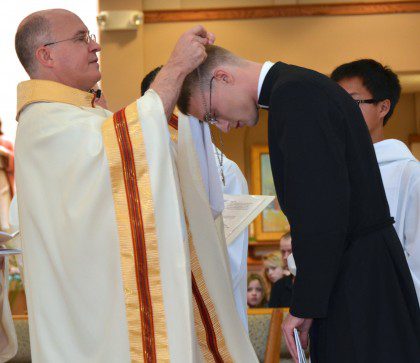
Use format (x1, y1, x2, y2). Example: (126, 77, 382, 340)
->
(99, 1, 420, 178)
(142, 14, 420, 75)
(141, 13, 420, 177)
(99, 0, 144, 111)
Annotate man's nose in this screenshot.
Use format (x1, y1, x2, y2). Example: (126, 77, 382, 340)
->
(90, 39, 101, 52)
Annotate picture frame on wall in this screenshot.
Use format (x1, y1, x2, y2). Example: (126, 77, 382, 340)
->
(250, 145, 290, 241)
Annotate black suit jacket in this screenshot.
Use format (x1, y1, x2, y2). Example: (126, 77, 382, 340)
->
(259, 62, 393, 318)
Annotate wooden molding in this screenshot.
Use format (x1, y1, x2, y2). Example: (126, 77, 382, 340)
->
(144, 2, 420, 23)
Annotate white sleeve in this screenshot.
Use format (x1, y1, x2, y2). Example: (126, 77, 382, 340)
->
(221, 158, 249, 329)
(404, 177, 420, 303)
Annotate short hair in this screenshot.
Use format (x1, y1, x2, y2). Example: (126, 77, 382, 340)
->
(331, 59, 401, 125)
(177, 45, 244, 115)
(15, 14, 51, 75)
(141, 66, 163, 96)
(247, 273, 268, 307)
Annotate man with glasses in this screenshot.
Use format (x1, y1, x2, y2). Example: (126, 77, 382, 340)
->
(14, 9, 258, 362)
(177, 45, 420, 362)
(332, 59, 420, 306)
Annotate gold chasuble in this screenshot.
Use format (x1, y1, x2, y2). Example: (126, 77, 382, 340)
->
(15, 80, 257, 363)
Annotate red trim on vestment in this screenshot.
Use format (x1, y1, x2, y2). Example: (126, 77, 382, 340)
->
(113, 109, 157, 363)
(192, 273, 224, 363)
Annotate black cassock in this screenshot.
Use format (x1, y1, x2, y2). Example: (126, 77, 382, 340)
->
(259, 62, 420, 362)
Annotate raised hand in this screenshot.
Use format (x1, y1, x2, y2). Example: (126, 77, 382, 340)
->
(167, 25, 215, 77)
(149, 25, 215, 120)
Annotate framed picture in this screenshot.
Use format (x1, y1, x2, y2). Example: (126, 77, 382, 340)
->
(250, 145, 290, 241)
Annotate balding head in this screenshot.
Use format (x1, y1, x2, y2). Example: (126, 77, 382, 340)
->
(15, 9, 101, 90)
(16, 9, 78, 75)
(15, 10, 55, 75)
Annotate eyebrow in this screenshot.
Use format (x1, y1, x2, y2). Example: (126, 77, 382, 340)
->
(73, 29, 88, 37)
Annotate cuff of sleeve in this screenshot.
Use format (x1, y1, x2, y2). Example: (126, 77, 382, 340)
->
(289, 276, 330, 319)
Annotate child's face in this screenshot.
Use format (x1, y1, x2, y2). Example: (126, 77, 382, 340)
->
(247, 279, 263, 307)
(264, 263, 283, 283)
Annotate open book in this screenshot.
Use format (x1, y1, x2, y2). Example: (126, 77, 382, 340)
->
(222, 194, 275, 245)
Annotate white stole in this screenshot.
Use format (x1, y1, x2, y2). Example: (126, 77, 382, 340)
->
(177, 113, 258, 362)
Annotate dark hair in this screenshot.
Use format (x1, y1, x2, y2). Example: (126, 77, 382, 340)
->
(15, 14, 51, 75)
(331, 59, 401, 125)
(141, 66, 163, 96)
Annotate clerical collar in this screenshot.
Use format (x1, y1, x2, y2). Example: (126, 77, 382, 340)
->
(258, 62, 288, 109)
(16, 80, 96, 120)
(257, 61, 274, 109)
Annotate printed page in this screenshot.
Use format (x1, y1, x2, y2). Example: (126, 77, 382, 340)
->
(223, 194, 274, 245)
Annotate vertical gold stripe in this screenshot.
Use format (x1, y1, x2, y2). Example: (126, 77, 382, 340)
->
(188, 227, 233, 363)
(102, 102, 169, 362)
(113, 109, 156, 362)
(103, 114, 144, 361)
(125, 103, 170, 362)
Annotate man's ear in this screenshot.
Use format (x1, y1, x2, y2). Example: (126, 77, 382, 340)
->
(379, 99, 391, 119)
(35, 47, 54, 68)
(213, 68, 233, 85)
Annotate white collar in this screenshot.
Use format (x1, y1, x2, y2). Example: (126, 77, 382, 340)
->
(374, 139, 418, 164)
(257, 61, 275, 103)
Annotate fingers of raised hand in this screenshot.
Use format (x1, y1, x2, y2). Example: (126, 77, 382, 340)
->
(188, 24, 207, 37)
(207, 32, 216, 45)
(189, 42, 206, 64)
(194, 35, 209, 45)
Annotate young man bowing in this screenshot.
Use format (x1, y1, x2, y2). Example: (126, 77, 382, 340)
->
(177, 45, 420, 362)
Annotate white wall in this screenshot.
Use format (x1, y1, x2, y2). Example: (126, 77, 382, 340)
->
(0, 1, 98, 141)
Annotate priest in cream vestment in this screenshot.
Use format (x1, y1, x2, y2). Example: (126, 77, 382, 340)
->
(14, 9, 257, 363)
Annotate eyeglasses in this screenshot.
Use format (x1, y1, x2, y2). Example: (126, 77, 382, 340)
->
(354, 99, 382, 105)
(203, 76, 218, 125)
(44, 32, 96, 47)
